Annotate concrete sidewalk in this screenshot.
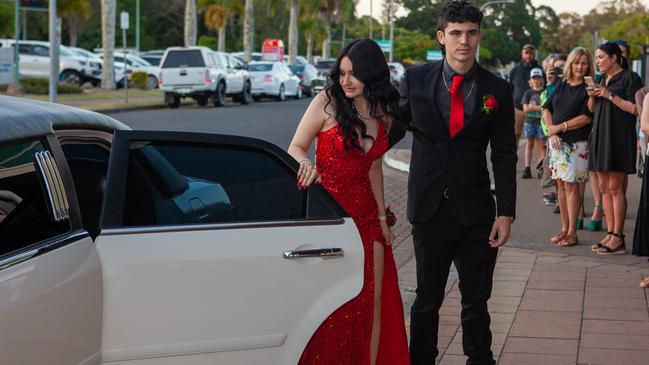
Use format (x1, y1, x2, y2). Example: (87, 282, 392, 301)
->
(383, 148, 649, 365)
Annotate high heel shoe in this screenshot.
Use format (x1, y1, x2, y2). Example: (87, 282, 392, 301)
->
(577, 217, 584, 230)
(588, 204, 603, 231)
(588, 219, 602, 231)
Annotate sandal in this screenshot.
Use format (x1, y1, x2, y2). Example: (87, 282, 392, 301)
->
(591, 231, 613, 251)
(550, 231, 568, 244)
(640, 277, 649, 288)
(597, 233, 626, 255)
(558, 235, 578, 247)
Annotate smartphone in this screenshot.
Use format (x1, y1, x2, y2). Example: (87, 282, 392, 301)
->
(552, 67, 563, 75)
(584, 76, 595, 87)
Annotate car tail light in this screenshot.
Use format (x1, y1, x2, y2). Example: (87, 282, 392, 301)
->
(158, 72, 163, 86)
(204, 70, 212, 85)
(263, 75, 274, 83)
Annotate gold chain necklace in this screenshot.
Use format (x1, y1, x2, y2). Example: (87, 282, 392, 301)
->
(442, 70, 476, 102)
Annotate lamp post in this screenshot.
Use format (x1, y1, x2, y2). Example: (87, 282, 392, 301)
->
(476, 0, 515, 63)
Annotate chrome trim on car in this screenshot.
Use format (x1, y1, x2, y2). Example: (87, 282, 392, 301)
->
(33, 151, 60, 221)
(283, 248, 344, 259)
(0, 249, 39, 270)
(33, 151, 70, 222)
(0, 231, 90, 272)
(100, 218, 345, 236)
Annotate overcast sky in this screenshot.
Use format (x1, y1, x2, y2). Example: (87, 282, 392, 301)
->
(356, 0, 649, 17)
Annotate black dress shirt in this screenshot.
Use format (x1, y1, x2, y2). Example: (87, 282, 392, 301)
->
(436, 59, 478, 127)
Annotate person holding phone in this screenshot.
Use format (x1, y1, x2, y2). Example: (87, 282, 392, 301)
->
(588, 42, 642, 255)
(544, 47, 594, 247)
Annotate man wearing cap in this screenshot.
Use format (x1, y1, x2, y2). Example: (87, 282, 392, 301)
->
(509, 44, 544, 150)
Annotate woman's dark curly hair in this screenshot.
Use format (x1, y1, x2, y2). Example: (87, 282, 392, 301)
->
(324, 38, 399, 151)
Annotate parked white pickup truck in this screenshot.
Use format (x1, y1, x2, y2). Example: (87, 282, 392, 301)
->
(159, 47, 252, 108)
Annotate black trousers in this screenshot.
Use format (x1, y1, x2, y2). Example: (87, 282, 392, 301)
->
(409, 198, 498, 365)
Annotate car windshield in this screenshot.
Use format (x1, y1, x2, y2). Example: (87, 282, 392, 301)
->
(316, 61, 335, 71)
(249, 64, 273, 72)
(143, 56, 161, 66)
(289, 65, 305, 74)
(162, 50, 205, 68)
(59, 46, 74, 57)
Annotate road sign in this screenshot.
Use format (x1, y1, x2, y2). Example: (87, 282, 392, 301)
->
(0, 48, 15, 85)
(120, 11, 129, 30)
(375, 39, 392, 53)
(426, 50, 443, 61)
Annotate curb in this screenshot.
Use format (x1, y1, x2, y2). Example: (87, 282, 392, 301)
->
(383, 150, 410, 173)
(85, 103, 170, 114)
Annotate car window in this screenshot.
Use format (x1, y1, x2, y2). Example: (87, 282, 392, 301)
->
(0, 139, 70, 256)
(32, 45, 49, 57)
(120, 142, 305, 227)
(249, 64, 273, 72)
(229, 56, 243, 69)
(15, 44, 33, 55)
(161, 50, 205, 68)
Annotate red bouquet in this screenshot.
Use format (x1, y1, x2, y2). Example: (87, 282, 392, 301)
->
(385, 206, 396, 227)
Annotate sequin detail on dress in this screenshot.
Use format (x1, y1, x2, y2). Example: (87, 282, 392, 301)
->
(298, 122, 410, 365)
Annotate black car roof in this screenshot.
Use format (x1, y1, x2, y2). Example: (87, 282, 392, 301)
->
(0, 95, 128, 143)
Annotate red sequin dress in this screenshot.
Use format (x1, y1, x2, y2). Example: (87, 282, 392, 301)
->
(298, 122, 410, 365)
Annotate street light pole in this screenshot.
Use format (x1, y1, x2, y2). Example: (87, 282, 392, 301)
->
(49, 0, 58, 103)
(136, 0, 140, 51)
(369, 0, 373, 39)
(389, 0, 394, 62)
(476, 0, 515, 63)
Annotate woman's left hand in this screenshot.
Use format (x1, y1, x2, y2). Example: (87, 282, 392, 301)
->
(549, 135, 562, 150)
(380, 220, 395, 247)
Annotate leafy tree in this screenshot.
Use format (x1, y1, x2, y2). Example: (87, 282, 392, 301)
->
(0, 3, 14, 38)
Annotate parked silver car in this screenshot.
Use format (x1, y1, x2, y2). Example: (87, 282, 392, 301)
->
(0, 39, 101, 85)
(289, 63, 318, 97)
(248, 61, 302, 101)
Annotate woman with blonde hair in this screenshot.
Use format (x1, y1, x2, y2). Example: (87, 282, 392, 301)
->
(544, 47, 595, 247)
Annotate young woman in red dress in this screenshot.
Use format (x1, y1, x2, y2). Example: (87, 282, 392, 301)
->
(288, 38, 410, 365)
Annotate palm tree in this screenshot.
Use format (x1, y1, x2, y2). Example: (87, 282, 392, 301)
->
(300, 8, 325, 63)
(185, 0, 197, 46)
(243, 0, 253, 63)
(287, 0, 299, 64)
(100, 0, 115, 90)
(59, 0, 91, 47)
(200, 0, 243, 52)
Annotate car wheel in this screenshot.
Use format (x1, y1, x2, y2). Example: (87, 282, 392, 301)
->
(240, 81, 252, 104)
(60, 70, 82, 85)
(146, 75, 158, 89)
(213, 82, 226, 107)
(295, 86, 302, 99)
(252, 95, 262, 102)
(195, 95, 209, 106)
(276, 84, 285, 102)
(167, 96, 180, 108)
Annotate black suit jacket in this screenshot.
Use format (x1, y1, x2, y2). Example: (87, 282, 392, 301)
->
(390, 61, 517, 226)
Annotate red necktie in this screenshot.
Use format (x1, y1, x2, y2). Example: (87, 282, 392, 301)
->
(449, 75, 465, 137)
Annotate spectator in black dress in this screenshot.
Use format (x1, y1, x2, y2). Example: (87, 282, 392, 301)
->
(635, 91, 649, 287)
(544, 47, 594, 247)
(588, 42, 642, 255)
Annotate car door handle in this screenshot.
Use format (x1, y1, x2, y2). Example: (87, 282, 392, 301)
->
(283, 248, 344, 259)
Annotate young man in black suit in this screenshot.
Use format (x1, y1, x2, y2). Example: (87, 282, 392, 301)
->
(390, 1, 517, 364)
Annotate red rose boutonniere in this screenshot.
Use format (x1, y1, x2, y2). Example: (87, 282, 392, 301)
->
(481, 95, 499, 114)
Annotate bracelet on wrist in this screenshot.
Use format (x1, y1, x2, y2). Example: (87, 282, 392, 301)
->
(563, 122, 568, 132)
(298, 159, 311, 165)
(378, 215, 387, 221)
